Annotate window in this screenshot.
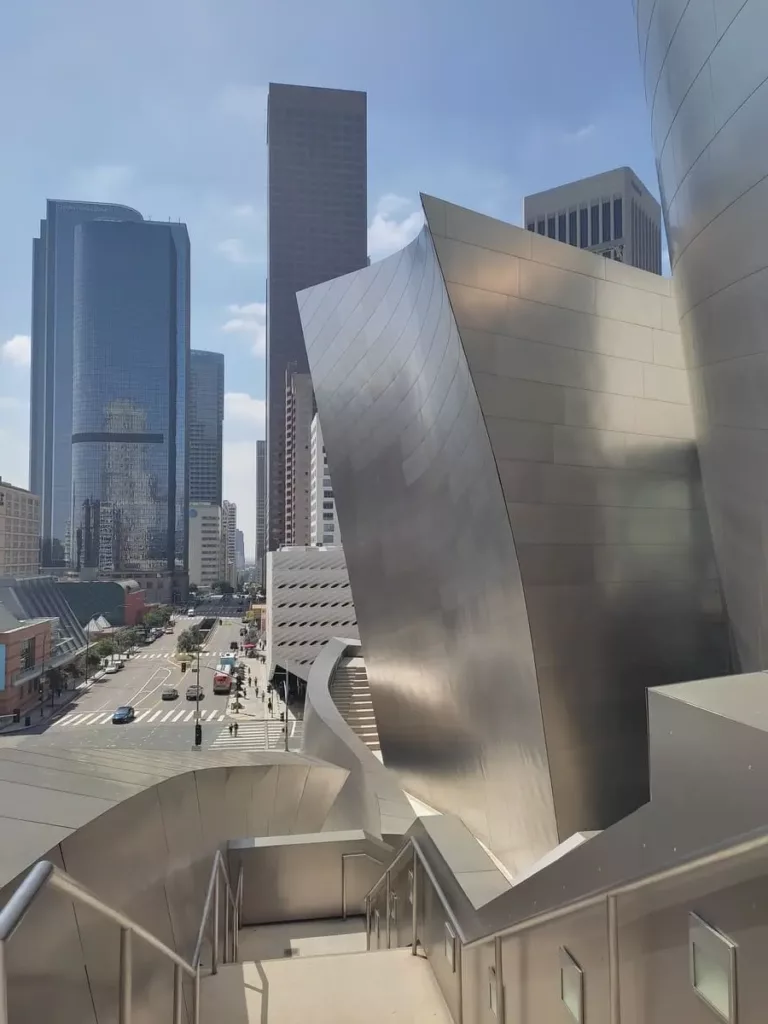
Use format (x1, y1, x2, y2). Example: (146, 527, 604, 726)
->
(602, 201, 611, 242)
(569, 210, 577, 246)
(558, 213, 567, 242)
(613, 197, 623, 239)
(590, 205, 600, 246)
(527, 222, 535, 232)
(547, 216, 556, 239)
(579, 208, 589, 248)
(537, 220, 545, 235)
(19, 637, 35, 671)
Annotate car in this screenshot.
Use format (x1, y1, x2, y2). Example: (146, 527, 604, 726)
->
(164, 626, 174, 634)
(104, 664, 120, 675)
(230, 641, 239, 651)
(161, 686, 179, 701)
(112, 706, 135, 724)
(186, 684, 204, 701)
(92, 670, 107, 681)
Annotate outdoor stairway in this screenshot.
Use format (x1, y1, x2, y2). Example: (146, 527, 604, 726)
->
(330, 656, 381, 752)
(199, 948, 452, 1023)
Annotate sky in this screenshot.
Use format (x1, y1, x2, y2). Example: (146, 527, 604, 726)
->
(0, 0, 656, 556)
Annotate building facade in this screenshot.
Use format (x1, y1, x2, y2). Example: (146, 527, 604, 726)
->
(0, 480, 40, 577)
(70, 220, 183, 581)
(189, 350, 224, 505)
(30, 200, 145, 567)
(284, 369, 313, 547)
(635, 0, 768, 671)
(188, 504, 222, 589)
(310, 415, 339, 546)
(235, 530, 245, 573)
(524, 167, 662, 274)
(266, 83, 368, 553)
(222, 501, 237, 587)
(255, 440, 267, 587)
(298, 195, 730, 874)
(57, 579, 145, 627)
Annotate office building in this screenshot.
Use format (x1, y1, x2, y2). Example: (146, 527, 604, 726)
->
(524, 166, 662, 274)
(189, 350, 224, 505)
(284, 369, 313, 547)
(0, 480, 40, 577)
(188, 503, 222, 589)
(266, 83, 367, 553)
(298, 194, 729, 872)
(255, 440, 267, 586)
(70, 220, 187, 585)
(235, 530, 245, 573)
(222, 500, 237, 587)
(310, 415, 339, 546)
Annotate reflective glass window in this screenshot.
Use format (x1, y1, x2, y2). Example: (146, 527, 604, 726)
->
(569, 210, 578, 246)
(613, 197, 623, 239)
(547, 216, 556, 239)
(527, 223, 535, 232)
(558, 214, 567, 241)
(590, 205, 600, 246)
(579, 208, 589, 248)
(602, 201, 611, 242)
(537, 220, 545, 235)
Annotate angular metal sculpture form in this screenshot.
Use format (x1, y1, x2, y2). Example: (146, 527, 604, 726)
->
(635, 0, 768, 669)
(298, 196, 729, 873)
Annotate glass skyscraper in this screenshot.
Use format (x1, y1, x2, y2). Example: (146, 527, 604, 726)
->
(70, 220, 186, 574)
(266, 83, 368, 552)
(189, 349, 224, 505)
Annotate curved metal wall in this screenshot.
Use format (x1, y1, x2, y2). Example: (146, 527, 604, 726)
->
(298, 196, 729, 874)
(636, 0, 768, 668)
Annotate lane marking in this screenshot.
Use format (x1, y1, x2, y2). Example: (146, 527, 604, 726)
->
(160, 710, 175, 722)
(148, 710, 162, 722)
(134, 709, 151, 723)
(171, 710, 186, 722)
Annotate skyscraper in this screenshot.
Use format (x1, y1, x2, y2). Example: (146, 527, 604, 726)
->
(30, 200, 144, 566)
(189, 350, 224, 505)
(266, 83, 368, 552)
(284, 368, 313, 547)
(222, 500, 237, 587)
(310, 414, 339, 546)
(255, 440, 267, 587)
(70, 220, 187, 577)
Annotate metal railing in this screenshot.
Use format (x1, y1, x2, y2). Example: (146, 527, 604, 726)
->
(192, 849, 243, 975)
(341, 852, 386, 920)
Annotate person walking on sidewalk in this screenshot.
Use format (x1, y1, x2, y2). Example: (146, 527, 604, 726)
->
(228, 722, 233, 736)
(233, 721, 239, 737)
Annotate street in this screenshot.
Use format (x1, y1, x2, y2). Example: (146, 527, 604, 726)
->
(0, 614, 303, 753)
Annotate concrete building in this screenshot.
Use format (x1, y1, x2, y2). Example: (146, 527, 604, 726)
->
(266, 545, 357, 693)
(524, 166, 662, 274)
(0, 480, 40, 577)
(56, 578, 145, 627)
(188, 504, 222, 589)
(0, 607, 53, 720)
(222, 501, 237, 588)
(235, 530, 245, 573)
(189, 350, 224, 505)
(298, 194, 729, 873)
(310, 415, 339, 546)
(255, 440, 267, 587)
(266, 83, 367, 554)
(284, 369, 313, 547)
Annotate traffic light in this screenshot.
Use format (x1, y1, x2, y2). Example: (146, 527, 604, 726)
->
(181, 661, 187, 673)
(195, 722, 202, 747)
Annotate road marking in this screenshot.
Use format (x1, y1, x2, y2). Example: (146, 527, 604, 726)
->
(148, 710, 162, 722)
(160, 710, 176, 722)
(134, 709, 151, 722)
(55, 714, 83, 728)
(77, 713, 101, 725)
(171, 710, 186, 722)
(96, 713, 114, 725)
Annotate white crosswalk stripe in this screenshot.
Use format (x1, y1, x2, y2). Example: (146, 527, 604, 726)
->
(209, 719, 304, 751)
(49, 705, 228, 729)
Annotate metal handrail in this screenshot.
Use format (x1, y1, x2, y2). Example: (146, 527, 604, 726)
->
(0, 859, 199, 1024)
(192, 849, 241, 974)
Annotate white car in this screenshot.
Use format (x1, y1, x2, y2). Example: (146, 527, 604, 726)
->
(104, 664, 120, 675)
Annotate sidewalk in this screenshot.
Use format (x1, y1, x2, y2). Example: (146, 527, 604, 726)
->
(0, 678, 92, 736)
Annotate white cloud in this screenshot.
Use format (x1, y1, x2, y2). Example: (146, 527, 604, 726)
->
(223, 440, 257, 558)
(69, 164, 135, 201)
(0, 396, 26, 411)
(216, 237, 256, 264)
(368, 193, 424, 261)
(217, 84, 268, 124)
(225, 392, 266, 428)
(564, 124, 596, 143)
(231, 203, 257, 218)
(220, 301, 266, 355)
(1, 334, 31, 368)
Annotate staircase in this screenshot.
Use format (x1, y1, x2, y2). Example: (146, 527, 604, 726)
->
(330, 656, 380, 752)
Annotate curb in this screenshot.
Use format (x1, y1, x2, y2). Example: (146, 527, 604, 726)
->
(0, 681, 92, 736)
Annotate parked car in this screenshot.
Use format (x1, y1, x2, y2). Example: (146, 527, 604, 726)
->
(230, 641, 239, 651)
(186, 684, 204, 701)
(161, 686, 179, 701)
(104, 664, 120, 675)
(92, 670, 107, 681)
(112, 706, 135, 724)
(164, 626, 174, 634)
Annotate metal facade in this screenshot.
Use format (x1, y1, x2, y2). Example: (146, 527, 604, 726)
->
(298, 195, 729, 874)
(635, 0, 768, 670)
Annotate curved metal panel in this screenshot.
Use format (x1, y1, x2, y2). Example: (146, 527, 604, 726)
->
(299, 197, 729, 874)
(637, 0, 768, 669)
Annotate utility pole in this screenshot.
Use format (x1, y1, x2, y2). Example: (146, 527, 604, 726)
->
(193, 633, 202, 748)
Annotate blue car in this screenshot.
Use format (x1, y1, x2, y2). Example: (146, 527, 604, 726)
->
(112, 706, 135, 724)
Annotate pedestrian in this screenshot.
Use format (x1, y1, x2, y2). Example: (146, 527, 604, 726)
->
(228, 722, 233, 736)
(233, 721, 239, 737)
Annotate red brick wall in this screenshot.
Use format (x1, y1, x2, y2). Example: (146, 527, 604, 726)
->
(124, 589, 146, 626)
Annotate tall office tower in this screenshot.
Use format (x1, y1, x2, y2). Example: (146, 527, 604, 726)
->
(523, 167, 662, 273)
(266, 83, 368, 552)
(70, 220, 185, 579)
(188, 503, 222, 588)
(235, 530, 245, 572)
(30, 201, 144, 567)
(310, 414, 339, 546)
(189, 350, 224, 504)
(255, 440, 267, 586)
(222, 500, 237, 587)
(284, 369, 313, 547)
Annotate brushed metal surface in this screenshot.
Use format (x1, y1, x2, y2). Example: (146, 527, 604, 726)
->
(635, 0, 768, 670)
(298, 195, 729, 874)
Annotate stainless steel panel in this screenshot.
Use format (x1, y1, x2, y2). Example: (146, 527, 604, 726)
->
(299, 195, 729, 872)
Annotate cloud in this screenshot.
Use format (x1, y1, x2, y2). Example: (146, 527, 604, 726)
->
(1, 334, 31, 368)
(563, 124, 596, 143)
(368, 194, 424, 260)
(221, 301, 266, 355)
(216, 237, 257, 264)
(223, 440, 257, 557)
(225, 392, 266, 428)
(216, 84, 268, 124)
(69, 164, 135, 201)
(231, 203, 257, 218)
(0, 396, 26, 411)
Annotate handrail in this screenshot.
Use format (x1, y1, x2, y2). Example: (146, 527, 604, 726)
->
(0, 859, 199, 1024)
(192, 849, 240, 974)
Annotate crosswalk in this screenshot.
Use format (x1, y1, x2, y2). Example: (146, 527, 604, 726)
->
(128, 650, 251, 661)
(209, 719, 304, 751)
(50, 706, 228, 729)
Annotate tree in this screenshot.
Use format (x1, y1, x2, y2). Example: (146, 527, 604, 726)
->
(142, 606, 172, 630)
(93, 639, 116, 660)
(177, 627, 202, 653)
(188, 583, 199, 594)
(47, 667, 65, 692)
(213, 581, 234, 595)
(85, 650, 101, 669)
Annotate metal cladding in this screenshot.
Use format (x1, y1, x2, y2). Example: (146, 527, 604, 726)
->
(298, 195, 730, 874)
(635, 1, 768, 669)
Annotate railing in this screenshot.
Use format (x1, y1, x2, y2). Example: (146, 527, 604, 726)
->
(0, 849, 244, 1024)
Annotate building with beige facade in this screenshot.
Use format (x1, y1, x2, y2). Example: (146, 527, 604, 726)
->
(0, 479, 40, 577)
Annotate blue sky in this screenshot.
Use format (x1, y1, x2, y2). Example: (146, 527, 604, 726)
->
(0, 0, 654, 554)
